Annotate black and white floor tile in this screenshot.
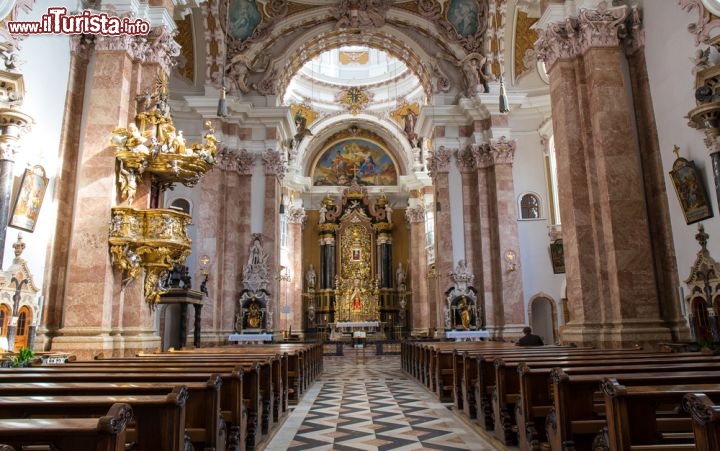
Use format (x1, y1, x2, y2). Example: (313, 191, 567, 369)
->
(264, 347, 500, 451)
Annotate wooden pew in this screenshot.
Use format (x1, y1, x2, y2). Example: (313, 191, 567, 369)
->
(683, 393, 720, 451)
(0, 370, 230, 451)
(0, 387, 188, 451)
(601, 379, 720, 451)
(549, 368, 720, 451)
(493, 353, 720, 448)
(0, 403, 132, 451)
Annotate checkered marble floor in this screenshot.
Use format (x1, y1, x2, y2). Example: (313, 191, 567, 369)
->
(263, 347, 501, 451)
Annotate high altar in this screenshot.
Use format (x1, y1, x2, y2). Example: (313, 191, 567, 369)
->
(303, 182, 407, 340)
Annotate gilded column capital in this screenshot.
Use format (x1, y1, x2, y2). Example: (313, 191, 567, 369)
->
(489, 136, 517, 165)
(577, 2, 628, 53)
(286, 205, 306, 224)
(262, 148, 286, 179)
(535, 19, 580, 71)
(455, 146, 476, 173)
(427, 146, 453, 177)
(405, 204, 425, 224)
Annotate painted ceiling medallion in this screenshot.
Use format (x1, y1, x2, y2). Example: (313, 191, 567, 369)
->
(338, 86, 371, 115)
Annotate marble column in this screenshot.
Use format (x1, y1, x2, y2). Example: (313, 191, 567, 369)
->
(624, 14, 688, 341)
(473, 145, 499, 332)
(405, 205, 429, 335)
(262, 149, 286, 335)
(488, 138, 524, 330)
(377, 232, 393, 288)
(40, 35, 93, 347)
(51, 35, 142, 357)
(427, 146, 454, 334)
(457, 147, 484, 314)
(713, 152, 720, 214)
(286, 205, 305, 334)
(535, 3, 673, 346)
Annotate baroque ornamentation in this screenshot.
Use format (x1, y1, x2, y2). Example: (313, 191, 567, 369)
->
(680, 0, 720, 45)
(621, 5, 645, 55)
(405, 204, 425, 223)
(262, 148, 286, 178)
(455, 146, 476, 172)
(217, 147, 256, 175)
(427, 145, 453, 175)
(144, 26, 182, 75)
(94, 34, 136, 54)
(490, 136, 516, 165)
(514, 10, 539, 80)
(471, 143, 494, 169)
(577, 1, 628, 53)
(69, 35, 95, 60)
(333, 0, 393, 30)
(286, 205, 306, 224)
(534, 19, 580, 71)
(418, 0, 489, 55)
(338, 86, 372, 115)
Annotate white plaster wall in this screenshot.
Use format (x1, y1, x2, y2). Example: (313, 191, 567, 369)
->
(512, 130, 564, 319)
(2, 0, 74, 291)
(644, 3, 720, 288)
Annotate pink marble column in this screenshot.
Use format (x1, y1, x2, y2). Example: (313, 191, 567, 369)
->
(40, 36, 93, 347)
(262, 149, 286, 334)
(287, 205, 306, 335)
(624, 17, 688, 341)
(488, 138, 524, 329)
(457, 147, 484, 311)
(473, 145, 498, 331)
(535, 4, 674, 346)
(405, 205, 429, 335)
(428, 146, 454, 333)
(196, 164, 222, 339)
(52, 36, 139, 357)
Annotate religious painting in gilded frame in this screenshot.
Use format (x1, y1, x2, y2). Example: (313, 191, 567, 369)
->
(669, 156, 713, 225)
(549, 239, 565, 274)
(447, 0, 480, 38)
(9, 166, 49, 233)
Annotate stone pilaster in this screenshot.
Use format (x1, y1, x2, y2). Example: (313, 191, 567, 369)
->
(287, 205, 306, 334)
(488, 137, 524, 330)
(195, 165, 222, 341)
(405, 205, 429, 335)
(262, 148, 285, 335)
(456, 146, 484, 314)
(427, 146, 453, 332)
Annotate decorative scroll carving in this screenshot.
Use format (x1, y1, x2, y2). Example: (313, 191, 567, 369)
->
(471, 143, 493, 169)
(333, 0, 392, 30)
(577, 1, 628, 52)
(144, 26, 182, 75)
(534, 19, 580, 71)
(455, 146, 476, 172)
(218, 147, 256, 175)
(94, 34, 136, 53)
(405, 204, 425, 223)
(262, 148, 286, 178)
(236, 148, 256, 175)
(622, 5, 645, 55)
(427, 146, 453, 175)
(679, 0, 720, 46)
(419, 0, 489, 54)
(514, 10, 539, 80)
(490, 136, 516, 165)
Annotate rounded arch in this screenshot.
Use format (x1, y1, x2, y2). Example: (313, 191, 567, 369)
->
(299, 112, 414, 177)
(528, 292, 557, 344)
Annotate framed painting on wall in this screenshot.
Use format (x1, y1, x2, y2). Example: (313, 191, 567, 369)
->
(669, 157, 713, 225)
(549, 239, 565, 274)
(9, 166, 49, 233)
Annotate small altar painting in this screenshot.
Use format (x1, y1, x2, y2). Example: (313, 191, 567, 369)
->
(351, 248, 362, 261)
(312, 138, 397, 186)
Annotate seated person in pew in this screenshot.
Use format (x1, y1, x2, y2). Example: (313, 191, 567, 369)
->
(517, 327, 544, 346)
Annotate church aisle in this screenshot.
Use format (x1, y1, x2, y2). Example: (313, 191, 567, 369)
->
(264, 347, 501, 450)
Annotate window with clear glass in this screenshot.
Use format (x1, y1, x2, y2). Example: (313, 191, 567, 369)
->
(520, 193, 541, 219)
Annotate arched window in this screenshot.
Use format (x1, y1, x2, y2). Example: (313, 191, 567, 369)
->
(519, 193, 541, 219)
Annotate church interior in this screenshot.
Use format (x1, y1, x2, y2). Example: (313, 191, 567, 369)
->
(0, 0, 719, 449)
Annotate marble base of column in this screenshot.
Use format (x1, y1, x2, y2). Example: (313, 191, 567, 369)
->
(560, 319, 674, 349)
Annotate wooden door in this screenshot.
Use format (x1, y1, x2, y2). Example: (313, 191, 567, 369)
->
(13, 306, 30, 351)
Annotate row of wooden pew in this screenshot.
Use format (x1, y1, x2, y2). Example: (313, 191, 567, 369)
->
(0, 342, 323, 451)
(402, 340, 720, 451)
